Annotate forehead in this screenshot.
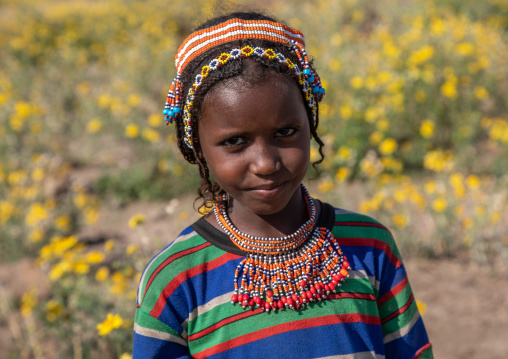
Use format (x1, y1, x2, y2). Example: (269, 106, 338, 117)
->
(200, 75, 306, 126)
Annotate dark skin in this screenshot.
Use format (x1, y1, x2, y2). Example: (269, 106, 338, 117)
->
(198, 73, 320, 237)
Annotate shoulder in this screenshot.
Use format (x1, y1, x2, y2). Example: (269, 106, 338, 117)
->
(135, 224, 215, 307)
(327, 206, 402, 266)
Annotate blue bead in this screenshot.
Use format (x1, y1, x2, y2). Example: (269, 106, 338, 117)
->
(307, 75, 314, 82)
(162, 108, 170, 115)
(303, 69, 311, 75)
(174, 107, 181, 113)
(320, 88, 325, 94)
(312, 87, 319, 93)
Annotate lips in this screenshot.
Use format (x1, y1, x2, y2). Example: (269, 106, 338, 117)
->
(248, 181, 288, 191)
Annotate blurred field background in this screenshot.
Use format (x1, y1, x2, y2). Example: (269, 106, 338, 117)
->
(1, 0, 508, 358)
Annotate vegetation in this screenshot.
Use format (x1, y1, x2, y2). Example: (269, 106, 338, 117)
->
(0, 0, 507, 357)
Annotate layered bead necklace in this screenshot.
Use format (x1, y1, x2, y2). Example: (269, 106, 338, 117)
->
(214, 185, 351, 312)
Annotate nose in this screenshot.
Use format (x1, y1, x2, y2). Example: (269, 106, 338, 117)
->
(250, 143, 281, 176)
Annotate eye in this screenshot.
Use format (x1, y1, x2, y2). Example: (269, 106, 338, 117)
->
(221, 136, 246, 147)
(275, 127, 297, 137)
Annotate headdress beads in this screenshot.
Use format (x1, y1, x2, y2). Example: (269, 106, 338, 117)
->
(214, 185, 351, 312)
(162, 19, 325, 149)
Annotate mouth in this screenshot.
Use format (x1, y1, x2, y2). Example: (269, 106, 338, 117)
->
(248, 181, 288, 192)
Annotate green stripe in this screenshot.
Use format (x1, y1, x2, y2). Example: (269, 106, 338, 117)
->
(189, 295, 379, 350)
(141, 241, 226, 310)
(381, 297, 419, 336)
(378, 282, 413, 320)
(135, 308, 181, 337)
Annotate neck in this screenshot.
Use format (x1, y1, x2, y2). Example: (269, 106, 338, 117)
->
(225, 186, 309, 238)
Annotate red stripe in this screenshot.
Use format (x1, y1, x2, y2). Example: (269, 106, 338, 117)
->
(149, 252, 241, 318)
(193, 313, 380, 359)
(414, 343, 432, 358)
(328, 292, 375, 301)
(339, 237, 402, 268)
(189, 292, 376, 341)
(377, 275, 409, 307)
(381, 294, 414, 324)
(334, 221, 391, 233)
(189, 308, 262, 341)
(142, 242, 211, 302)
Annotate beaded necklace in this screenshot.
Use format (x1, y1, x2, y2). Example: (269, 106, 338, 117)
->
(214, 185, 351, 312)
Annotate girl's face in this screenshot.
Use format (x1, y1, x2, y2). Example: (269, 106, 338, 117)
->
(198, 74, 311, 219)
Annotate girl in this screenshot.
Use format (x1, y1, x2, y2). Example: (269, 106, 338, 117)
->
(133, 12, 433, 359)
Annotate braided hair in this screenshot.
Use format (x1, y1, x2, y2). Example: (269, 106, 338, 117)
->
(172, 12, 325, 210)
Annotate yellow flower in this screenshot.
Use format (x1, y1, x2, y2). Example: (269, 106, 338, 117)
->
(31, 168, 45, 182)
(29, 228, 44, 243)
(441, 81, 457, 99)
(318, 179, 334, 193)
(97, 313, 124, 336)
(424, 150, 454, 172)
(419, 120, 435, 139)
(87, 118, 102, 133)
(466, 175, 480, 189)
(369, 131, 383, 145)
(127, 94, 140, 107)
(21, 288, 38, 317)
(45, 300, 63, 322)
(378, 138, 398, 156)
(55, 215, 71, 231)
(335, 167, 351, 183)
(432, 197, 448, 212)
(86, 251, 105, 264)
(416, 300, 427, 315)
(339, 105, 352, 120)
(25, 202, 49, 226)
(392, 214, 409, 228)
(337, 146, 353, 161)
(104, 239, 115, 253)
(474, 86, 488, 100)
(350, 76, 363, 89)
(95, 266, 110, 282)
(126, 244, 139, 256)
(125, 123, 140, 138)
(455, 42, 474, 56)
(142, 128, 160, 142)
(0, 201, 16, 223)
(407, 45, 434, 66)
(148, 113, 161, 127)
(128, 214, 146, 228)
(119, 354, 133, 359)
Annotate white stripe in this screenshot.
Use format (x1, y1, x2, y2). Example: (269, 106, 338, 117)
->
(177, 30, 297, 73)
(134, 323, 188, 347)
(137, 230, 198, 304)
(383, 309, 421, 344)
(314, 351, 385, 359)
(181, 291, 234, 333)
(177, 21, 304, 65)
(349, 270, 380, 291)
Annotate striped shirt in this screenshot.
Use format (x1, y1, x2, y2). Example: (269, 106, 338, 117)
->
(133, 202, 433, 358)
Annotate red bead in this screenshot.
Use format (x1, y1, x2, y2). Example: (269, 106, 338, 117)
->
(343, 261, 350, 269)
(287, 298, 294, 306)
(299, 280, 306, 288)
(310, 287, 316, 295)
(243, 295, 249, 302)
(324, 284, 331, 292)
(254, 296, 261, 305)
(264, 303, 271, 311)
(238, 294, 243, 302)
(314, 283, 320, 290)
(333, 274, 341, 282)
(266, 290, 273, 298)
(281, 296, 287, 304)
(331, 279, 338, 286)
(301, 291, 308, 300)
(231, 294, 238, 303)
(329, 283, 336, 291)
(306, 290, 313, 299)
(248, 299, 255, 307)
(291, 294, 299, 303)
(277, 300, 284, 309)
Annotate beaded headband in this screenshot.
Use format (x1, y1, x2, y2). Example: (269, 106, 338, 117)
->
(162, 19, 325, 149)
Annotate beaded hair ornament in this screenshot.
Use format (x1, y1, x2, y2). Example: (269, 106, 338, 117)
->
(162, 18, 325, 149)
